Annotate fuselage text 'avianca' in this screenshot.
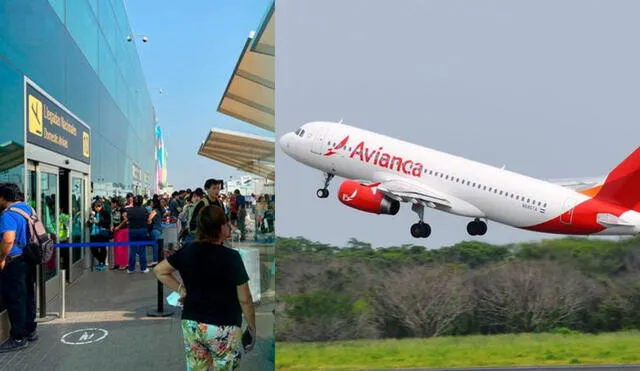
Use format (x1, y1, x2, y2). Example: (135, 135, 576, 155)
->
(280, 121, 640, 238)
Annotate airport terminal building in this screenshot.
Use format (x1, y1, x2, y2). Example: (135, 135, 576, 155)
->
(0, 0, 157, 319)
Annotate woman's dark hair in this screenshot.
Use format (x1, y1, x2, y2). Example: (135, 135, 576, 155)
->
(93, 201, 103, 209)
(151, 196, 161, 210)
(195, 205, 227, 242)
(190, 187, 205, 202)
(133, 195, 144, 207)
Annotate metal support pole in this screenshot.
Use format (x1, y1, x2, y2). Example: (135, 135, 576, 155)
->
(60, 269, 66, 319)
(35, 263, 57, 323)
(38, 263, 46, 318)
(147, 238, 174, 317)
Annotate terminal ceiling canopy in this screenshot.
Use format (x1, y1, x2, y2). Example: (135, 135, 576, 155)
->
(217, 2, 274, 132)
(198, 128, 274, 181)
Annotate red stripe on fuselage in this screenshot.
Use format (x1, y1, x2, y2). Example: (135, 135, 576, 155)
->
(522, 197, 628, 235)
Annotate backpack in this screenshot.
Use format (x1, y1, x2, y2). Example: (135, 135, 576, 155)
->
(8, 206, 54, 265)
(186, 197, 210, 233)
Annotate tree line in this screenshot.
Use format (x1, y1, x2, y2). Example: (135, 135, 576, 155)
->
(275, 235, 640, 342)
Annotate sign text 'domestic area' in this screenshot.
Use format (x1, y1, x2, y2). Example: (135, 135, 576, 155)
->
(26, 81, 91, 164)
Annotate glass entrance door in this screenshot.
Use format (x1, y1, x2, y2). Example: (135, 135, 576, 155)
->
(38, 165, 59, 282)
(26, 161, 61, 308)
(68, 172, 86, 281)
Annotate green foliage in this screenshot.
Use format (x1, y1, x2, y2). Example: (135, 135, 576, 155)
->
(275, 235, 640, 343)
(283, 290, 353, 321)
(551, 327, 581, 335)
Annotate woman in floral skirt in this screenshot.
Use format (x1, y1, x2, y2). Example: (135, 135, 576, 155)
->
(153, 205, 256, 370)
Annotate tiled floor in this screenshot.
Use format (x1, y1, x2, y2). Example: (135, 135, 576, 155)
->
(0, 264, 275, 371)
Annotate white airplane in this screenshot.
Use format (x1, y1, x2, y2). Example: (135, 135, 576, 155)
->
(279, 121, 640, 238)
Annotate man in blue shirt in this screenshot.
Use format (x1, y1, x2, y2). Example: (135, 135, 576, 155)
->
(0, 182, 38, 352)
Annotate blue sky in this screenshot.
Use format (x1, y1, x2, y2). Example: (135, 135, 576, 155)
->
(125, 0, 273, 190)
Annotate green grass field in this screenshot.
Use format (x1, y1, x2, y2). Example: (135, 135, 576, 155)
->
(276, 331, 640, 371)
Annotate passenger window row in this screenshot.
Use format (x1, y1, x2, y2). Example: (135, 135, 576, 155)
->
(425, 168, 547, 208)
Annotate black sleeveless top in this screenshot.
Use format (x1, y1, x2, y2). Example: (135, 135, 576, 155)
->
(127, 206, 149, 229)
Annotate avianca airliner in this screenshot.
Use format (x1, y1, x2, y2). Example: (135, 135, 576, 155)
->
(279, 121, 640, 238)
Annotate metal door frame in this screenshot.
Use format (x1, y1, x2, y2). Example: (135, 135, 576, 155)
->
(560, 198, 578, 224)
(310, 126, 328, 155)
(27, 161, 61, 306)
(68, 170, 86, 282)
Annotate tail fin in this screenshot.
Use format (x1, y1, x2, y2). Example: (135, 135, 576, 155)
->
(592, 147, 640, 211)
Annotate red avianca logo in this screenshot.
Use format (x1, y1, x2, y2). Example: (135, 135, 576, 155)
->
(325, 136, 424, 178)
(324, 136, 349, 156)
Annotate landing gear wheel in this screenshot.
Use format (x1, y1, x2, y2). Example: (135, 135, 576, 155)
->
(410, 203, 431, 238)
(478, 221, 487, 235)
(316, 188, 329, 198)
(316, 173, 334, 199)
(467, 219, 487, 236)
(467, 222, 477, 236)
(411, 223, 422, 238)
(421, 223, 431, 238)
(410, 222, 431, 238)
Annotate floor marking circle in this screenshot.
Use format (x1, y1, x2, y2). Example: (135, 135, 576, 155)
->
(60, 328, 109, 345)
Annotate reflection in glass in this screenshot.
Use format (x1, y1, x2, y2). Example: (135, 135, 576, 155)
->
(0, 141, 25, 189)
(72, 177, 84, 263)
(27, 170, 36, 209)
(41, 172, 58, 281)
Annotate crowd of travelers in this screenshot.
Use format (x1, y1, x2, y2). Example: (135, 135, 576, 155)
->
(87, 182, 275, 272)
(0, 178, 273, 368)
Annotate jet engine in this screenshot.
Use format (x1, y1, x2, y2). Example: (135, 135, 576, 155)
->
(337, 179, 400, 215)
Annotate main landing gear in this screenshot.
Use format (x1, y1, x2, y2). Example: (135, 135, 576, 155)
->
(316, 173, 334, 199)
(410, 203, 431, 238)
(467, 218, 487, 236)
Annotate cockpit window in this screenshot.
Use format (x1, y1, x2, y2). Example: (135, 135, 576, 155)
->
(294, 128, 301, 135)
(300, 129, 305, 137)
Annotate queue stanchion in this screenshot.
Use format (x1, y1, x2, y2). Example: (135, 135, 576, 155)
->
(36, 260, 58, 323)
(38, 263, 46, 318)
(147, 238, 175, 317)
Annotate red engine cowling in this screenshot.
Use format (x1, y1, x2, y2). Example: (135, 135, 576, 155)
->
(337, 179, 400, 215)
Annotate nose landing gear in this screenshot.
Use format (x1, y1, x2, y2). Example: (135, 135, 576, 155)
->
(316, 173, 334, 199)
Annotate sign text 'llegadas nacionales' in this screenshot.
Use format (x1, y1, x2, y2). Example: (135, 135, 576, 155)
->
(26, 82, 91, 165)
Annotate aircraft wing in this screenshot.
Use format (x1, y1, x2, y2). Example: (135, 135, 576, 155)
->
(374, 177, 452, 209)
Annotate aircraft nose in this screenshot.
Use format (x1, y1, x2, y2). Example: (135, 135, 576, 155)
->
(279, 132, 296, 154)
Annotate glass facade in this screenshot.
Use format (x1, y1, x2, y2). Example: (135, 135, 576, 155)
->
(0, 0, 157, 311)
(0, 0, 157, 195)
